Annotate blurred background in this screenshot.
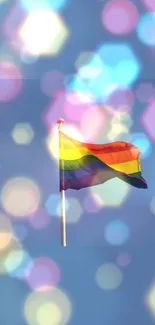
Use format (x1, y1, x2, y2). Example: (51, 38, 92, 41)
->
(0, 0, 155, 324)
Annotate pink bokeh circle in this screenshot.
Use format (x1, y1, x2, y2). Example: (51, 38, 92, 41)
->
(83, 194, 102, 213)
(0, 62, 22, 102)
(102, 0, 139, 35)
(141, 0, 155, 11)
(104, 86, 134, 111)
(64, 92, 92, 122)
(29, 208, 51, 230)
(25, 257, 60, 291)
(116, 253, 131, 267)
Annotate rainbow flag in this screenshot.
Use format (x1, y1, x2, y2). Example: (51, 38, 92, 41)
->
(59, 131, 147, 191)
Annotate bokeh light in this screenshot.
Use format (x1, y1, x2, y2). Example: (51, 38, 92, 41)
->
(20, 47, 39, 64)
(75, 52, 94, 70)
(4, 247, 25, 273)
(45, 128, 59, 162)
(0, 61, 22, 102)
(46, 124, 84, 162)
(95, 263, 123, 290)
(2, 2, 25, 53)
(45, 193, 69, 217)
(80, 105, 106, 141)
(0, 0, 8, 3)
(0, 212, 14, 252)
(63, 93, 93, 122)
(65, 90, 93, 106)
(102, 0, 138, 35)
(78, 61, 103, 80)
(11, 123, 34, 145)
(69, 52, 120, 101)
(141, 0, 155, 11)
(83, 193, 102, 213)
(0, 237, 32, 276)
(97, 43, 141, 86)
(76, 52, 103, 80)
(37, 302, 61, 325)
(29, 208, 51, 230)
(62, 197, 82, 223)
(20, 0, 68, 12)
(146, 281, 155, 318)
(116, 253, 131, 267)
(25, 257, 60, 291)
(90, 178, 130, 207)
(24, 288, 72, 325)
(1, 177, 41, 218)
(110, 111, 133, 128)
(136, 82, 155, 103)
(108, 112, 132, 142)
(107, 121, 130, 142)
(88, 108, 115, 144)
(9, 250, 33, 280)
(104, 220, 130, 246)
(18, 10, 69, 56)
(137, 13, 155, 46)
(40, 70, 64, 97)
(129, 132, 152, 159)
(141, 99, 155, 142)
(104, 86, 134, 112)
(66, 74, 92, 98)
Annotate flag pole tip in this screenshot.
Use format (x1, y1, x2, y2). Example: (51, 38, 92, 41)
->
(57, 118, 64, 124)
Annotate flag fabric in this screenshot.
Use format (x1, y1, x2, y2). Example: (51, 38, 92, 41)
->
(59, 131, 147, 191)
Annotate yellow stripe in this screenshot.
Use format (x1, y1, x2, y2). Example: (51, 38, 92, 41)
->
(60, 148, 140, 174)
(61, 135, 80, 150)
(109, 160, 140, 174)
(60, 147, 89, 160)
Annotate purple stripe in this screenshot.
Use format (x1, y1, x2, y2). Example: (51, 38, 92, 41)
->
(59, 157, 147, 191)
(60, 160, 109, 180)
(60, 171, 147, 191)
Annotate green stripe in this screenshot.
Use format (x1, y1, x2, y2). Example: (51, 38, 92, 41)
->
(60, 156, 99, 170)
(60, 156, 140, 174)
(118, 171, 142, 182)
(60, 157, 143, 180)
(129, 172, 142, 177)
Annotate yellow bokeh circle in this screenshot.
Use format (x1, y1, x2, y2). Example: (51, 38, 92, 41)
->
(1, 177, 41, 217)
(24, 288, 72, 325)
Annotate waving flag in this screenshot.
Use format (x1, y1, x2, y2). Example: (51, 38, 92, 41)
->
(57, 119, 147, 246)
(59, 131, 147, 191)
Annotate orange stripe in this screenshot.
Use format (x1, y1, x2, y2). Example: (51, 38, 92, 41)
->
(61, 132, 140, 165)
(91, 148, 139, 165)
(61, 132, 135, 153)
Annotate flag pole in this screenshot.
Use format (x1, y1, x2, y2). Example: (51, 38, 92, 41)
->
(57, 118, 66, 247)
